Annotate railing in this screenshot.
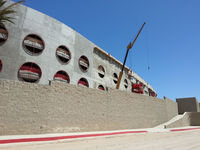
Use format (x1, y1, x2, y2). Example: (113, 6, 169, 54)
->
(78, 80, 88, 87)
(0, 29, 8, 34)
(79, 58, 89, 68)
(24, 37, 44, 50)
(25, 37, 43, 45)
(54, 74, 69, 80)
(20, 66, 41, 74)
(56, 49, 70, 59)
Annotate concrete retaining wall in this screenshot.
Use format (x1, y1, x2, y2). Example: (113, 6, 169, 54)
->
(166, 112, 200, 128)
(0, 80, 178, 135)
(164, 97, 178, 120)
(176, 97, 200, 114)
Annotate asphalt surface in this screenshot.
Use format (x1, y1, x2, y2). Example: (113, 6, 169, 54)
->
(1, 129, 200, 150)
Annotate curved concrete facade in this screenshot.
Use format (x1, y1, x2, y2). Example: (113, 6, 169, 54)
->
(0, 1, 156, 96)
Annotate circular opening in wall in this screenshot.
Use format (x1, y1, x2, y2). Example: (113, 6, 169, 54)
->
(98, 85, 105, 91)
(18, 62, 42, 83)
(56, 45, 71, 64)
(0, 60, 2, 72)
(98, 65, 105, 78)
(78, 78, 89, 87)
(23, 34, 45, 55)
(0, 24, 8, 45)
(79, 55, 89, 72)
(113, 73, 118, 84)
(124, 79, 128, 89)
(54, 70, 70, 83)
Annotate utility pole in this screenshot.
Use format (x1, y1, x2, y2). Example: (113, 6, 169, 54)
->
(116, 22, 146, 89)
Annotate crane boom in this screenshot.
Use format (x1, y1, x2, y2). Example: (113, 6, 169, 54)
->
(116, 22, 146, 89)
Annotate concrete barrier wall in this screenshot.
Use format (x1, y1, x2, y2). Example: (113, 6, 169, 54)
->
(164, 97, 178, 120)
(199, 103, 200, 111)
(189, 112, 200, 126)
(0, 80, 178, 135)
(166, 112, 200, 128)
(176, 97, 199, 114)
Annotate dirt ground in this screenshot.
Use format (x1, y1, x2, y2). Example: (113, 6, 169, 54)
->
(1, 130, 200, 150)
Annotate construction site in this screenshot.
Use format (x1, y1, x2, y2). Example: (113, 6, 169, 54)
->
(0, 1, 200, 149)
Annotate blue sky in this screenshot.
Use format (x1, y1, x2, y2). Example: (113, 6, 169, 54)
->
(15, 0, 200, 101)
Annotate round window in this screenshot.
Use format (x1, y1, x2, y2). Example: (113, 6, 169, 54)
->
(0, 24, 8, 45)
(0, 60, 2, 72)
(124, 79, 128, 89)
(18, 62, 42, 83)
(54, 70, 70, 83)
(79, 55, 89, 72)
(113, 73, 118, 84)
(78, 78, 89, 87)
(56, 45, 71, 64)
(98, 85, 105, 91)
(23, 34, 45, 55)
(98, 65, 105, 78)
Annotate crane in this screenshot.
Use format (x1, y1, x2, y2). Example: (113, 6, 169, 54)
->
(116, 22, 146, 89)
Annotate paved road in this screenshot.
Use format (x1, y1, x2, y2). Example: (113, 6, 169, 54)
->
(1, 130, 200, 150)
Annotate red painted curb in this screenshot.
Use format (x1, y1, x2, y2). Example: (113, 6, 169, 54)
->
(170, 127, 200, 132)
(0, 130, 147, 144)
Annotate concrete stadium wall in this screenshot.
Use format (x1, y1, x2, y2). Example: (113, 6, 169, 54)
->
(164, 97, 178, 120)
(0, 80, 177, 135)
(0, 1, 156, 95)
(0, 3, 94, 86)
(166, 112, 200, 128)
(93, 48, 131, 92)
(93, 47, 155, 95)
(176, 97, 200, 114)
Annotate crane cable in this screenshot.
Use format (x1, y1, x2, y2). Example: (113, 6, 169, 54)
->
(146, 25, 150, 71)
(127, 25, 150, 72)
